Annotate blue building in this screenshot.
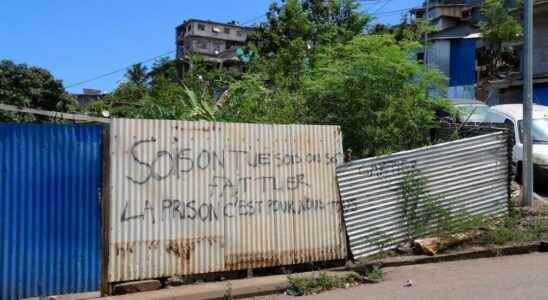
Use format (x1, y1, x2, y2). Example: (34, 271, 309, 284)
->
(410, 1, 483, 99)
(411, 0, 548, 104)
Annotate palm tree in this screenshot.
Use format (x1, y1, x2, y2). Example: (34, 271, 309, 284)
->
(125, 63, 149, 87)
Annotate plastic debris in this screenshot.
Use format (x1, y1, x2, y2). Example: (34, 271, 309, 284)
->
(403, 280, 413, 287)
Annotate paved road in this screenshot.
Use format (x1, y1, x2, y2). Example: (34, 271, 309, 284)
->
(261, 253, 548, 300)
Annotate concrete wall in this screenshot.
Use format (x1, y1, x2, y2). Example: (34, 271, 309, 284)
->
(180, 21, 247, 43)
(176, 20, 249, 60)
(428, 6, 464, 19)
(182, 37, 230, 57)
(427, 40, 451, 77)
(432, 16, 457, 31)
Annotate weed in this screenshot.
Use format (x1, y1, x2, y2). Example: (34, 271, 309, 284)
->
(351, 263, 385, 283)
(287, 272, 358, 296)
(478, 214, 548, 245)
(223, 281, 233, 300)
(400, 166, 488, 241)
(366, 267, 384, 282)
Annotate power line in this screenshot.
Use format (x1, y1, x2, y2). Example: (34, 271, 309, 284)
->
(372, 0, 393, 14)
(65, 5, 414, 90)
(66, 12, 267, 90)
(241, 13, 267, 26)
(370, 6, 415, 16)
(65, 50, 175, 89)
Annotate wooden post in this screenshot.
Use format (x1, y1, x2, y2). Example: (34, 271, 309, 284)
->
(100, 125, 112, 296)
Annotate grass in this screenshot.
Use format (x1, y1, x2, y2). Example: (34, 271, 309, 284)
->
(478, 214, 548, 246)
(366, 267, 384, 282)
(287, 272, 362, 296)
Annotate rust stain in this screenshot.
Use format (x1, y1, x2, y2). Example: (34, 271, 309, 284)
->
(224, 251, 281, 270)
(172, 124, 217, 132)
(165, 236, 223, 258)
(164, 236, 223, 275)
(224, 247, 339, 270)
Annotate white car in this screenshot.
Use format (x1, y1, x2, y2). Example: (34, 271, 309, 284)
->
(486, 104, 548, 187)
(452, 98, 491, 123)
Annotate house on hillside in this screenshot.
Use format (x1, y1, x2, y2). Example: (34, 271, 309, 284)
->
(175, 19, 251, 73)
(487, 0, 548, 106)
(410, 0, 483, 99)
(73, 88, 105, 108)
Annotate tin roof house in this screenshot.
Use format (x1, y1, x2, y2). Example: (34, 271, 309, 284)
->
(429, 23, 481, 99)
(410, 0, 483, 100)
(175, 19, 252, 73)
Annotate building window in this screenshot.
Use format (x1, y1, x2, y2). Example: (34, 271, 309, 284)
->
(199, 41, 207, 49)
(417, 52, 425, 64)
(236, 30, 243, 37)
(213, 42, 222, 54)
(224, 27, 230, 34)
(198, 23, 205, 31)
(187, 25, 192, 32)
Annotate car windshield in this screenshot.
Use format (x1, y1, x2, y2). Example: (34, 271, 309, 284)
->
(456, 104, 490, 123)
(519, 118, 548, 144)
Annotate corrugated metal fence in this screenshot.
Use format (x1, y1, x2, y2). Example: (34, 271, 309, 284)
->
(106, 119, 347, 284)
(0, 124, 103, 300)
(337, 133, 510, 259)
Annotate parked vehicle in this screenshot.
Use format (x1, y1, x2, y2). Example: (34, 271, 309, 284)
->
(452, 98, 491, 123)
(486, 104, 548, 189)
(436, 98, 490, 124)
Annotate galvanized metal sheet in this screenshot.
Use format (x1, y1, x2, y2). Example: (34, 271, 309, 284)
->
(108, 119, 346, 282)
(0, 124, 103, 300)
(337, 133, 509, 259)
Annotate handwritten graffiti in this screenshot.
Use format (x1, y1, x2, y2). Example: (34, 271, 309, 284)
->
(120, 198, 341, 224)
(364, 159, 417, 178)
(119, 132, 343, 227)
(126, 138, 341, 185)
(208, 174, 310, 198)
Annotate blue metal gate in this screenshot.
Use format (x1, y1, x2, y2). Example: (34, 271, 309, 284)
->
(0, 124, 103, 299)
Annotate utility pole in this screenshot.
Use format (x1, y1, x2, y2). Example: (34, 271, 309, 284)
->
(523, 0, 534, 207)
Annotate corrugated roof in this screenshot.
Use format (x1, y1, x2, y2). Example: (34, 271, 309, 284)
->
(429, 23, 479, 40)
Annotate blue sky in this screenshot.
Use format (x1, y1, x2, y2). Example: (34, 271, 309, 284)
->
(0, 0, 422, 93)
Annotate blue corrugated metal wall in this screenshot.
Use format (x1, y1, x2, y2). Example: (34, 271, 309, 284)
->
(0, 124, 103, 299)
(534, 83, 548, 106)
(449, 39, 477, 87)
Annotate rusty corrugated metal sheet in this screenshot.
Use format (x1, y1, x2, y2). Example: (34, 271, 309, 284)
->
(337, 133, 509, 259)
(108, 119, 346, 283)
(0, 124, 103, 300)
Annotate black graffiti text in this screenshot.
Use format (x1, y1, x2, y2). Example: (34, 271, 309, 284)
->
(120, 198, 341, 224)
(126, 138, 342, 185)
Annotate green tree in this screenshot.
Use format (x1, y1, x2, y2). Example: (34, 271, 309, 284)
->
(249, 0, 370, 90)
(304, 34, 447, 157)
(125, 63, 149, 87)
(218, 1, 448, 157)
(149, 57, 180, 86)
(479, 0, 522, 76)
(90, 0, 449, 159)
(218, 73, 302, 124)
(0, 59, 77, 121)
(85, 57, 219, 121)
